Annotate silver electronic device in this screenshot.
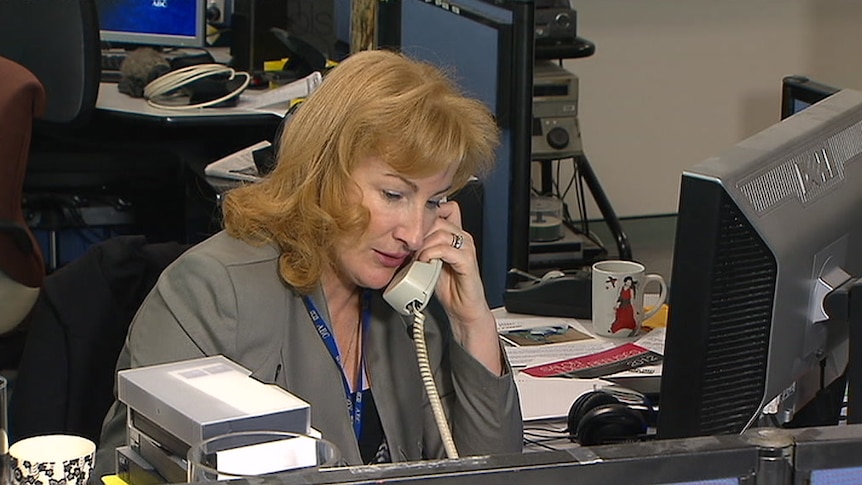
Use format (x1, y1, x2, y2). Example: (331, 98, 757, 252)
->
(117, 356, 311, 484)
(529, 61, 601, 272)
(532, 60, 582, 160)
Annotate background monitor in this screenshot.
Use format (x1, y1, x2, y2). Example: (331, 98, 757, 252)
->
(333, 0, 350, 57)
(96, 0, 208, 48)
(781, 75, 840, 120)
(657, 88, 862, 439)
(378, 0, 533, 306)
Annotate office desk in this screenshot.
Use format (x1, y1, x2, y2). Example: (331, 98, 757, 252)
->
(26, 85, 284, 256)
(96, 82, 287, 126)
(93, 82, 284, 179)
(263, 424, 862, 485)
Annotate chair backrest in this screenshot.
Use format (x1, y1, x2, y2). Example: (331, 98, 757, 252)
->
(0, 0, 101, 126)
(8, 236, 190, 444)
(0, 56, 46, 336)
(0, 0, 101, 333)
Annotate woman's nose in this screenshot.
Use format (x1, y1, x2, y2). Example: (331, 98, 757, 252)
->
(394, 211, 429, 251)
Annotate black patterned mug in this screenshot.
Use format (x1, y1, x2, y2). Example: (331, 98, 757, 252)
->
(8, 435, 95, 485)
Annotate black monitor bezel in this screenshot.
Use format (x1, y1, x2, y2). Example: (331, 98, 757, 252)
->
(780, 75, 840, 120)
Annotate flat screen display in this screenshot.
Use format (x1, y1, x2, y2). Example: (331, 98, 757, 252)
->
(96, 0, 206, 47)
(780, 75, 840, 120)
(658, 88, 862, 439)
(398, 0, 515, 305)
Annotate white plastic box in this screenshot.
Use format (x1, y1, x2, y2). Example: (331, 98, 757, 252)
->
(118, 355, 310, 455)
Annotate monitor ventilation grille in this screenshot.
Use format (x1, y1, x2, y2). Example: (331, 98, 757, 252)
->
(699, 195, 776, 435)
(739, 119, 862, 213)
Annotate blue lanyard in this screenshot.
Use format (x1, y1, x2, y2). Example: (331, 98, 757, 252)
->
(303, 290, 371, 438)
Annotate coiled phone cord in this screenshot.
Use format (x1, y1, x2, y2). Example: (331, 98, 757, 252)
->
(410, 306, 459, 459)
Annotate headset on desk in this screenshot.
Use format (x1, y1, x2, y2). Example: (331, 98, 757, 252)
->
(524, 387, 658, 449)
(566, 389, 658, 446)
(143, 63, 252, 110)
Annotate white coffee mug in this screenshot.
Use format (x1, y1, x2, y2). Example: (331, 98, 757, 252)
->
(591, 260, 667, 337)
(8, 434, 95, 485)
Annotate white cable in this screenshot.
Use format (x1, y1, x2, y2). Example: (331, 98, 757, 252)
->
(411, 306, 459, 459)
(143, 63, 251, 110)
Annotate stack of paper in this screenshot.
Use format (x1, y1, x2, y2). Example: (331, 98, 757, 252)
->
(494, 308, 665, 421)
(204, 140, 271, 182)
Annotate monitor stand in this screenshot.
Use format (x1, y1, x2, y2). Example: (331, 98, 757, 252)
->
(847, 277, 862, 424)
(784, 370, 846, 429)
(794, 275, 862, 428)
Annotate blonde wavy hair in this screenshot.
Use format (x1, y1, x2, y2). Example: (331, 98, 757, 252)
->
(222, 49, 499, 293)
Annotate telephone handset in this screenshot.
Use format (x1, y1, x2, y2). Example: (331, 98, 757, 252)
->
(382, 259, 443, 315)
(382, 258, 459, 459)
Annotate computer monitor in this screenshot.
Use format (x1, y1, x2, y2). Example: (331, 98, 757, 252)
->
(657, 88, 862, 439)
(378, 0, 533, 306)
(781, 75, 840, 120)
(333, 0, 350, 55)
(96, 0, 208, 48)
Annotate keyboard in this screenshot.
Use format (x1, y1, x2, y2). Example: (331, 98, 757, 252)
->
(101, 50, 128, 83)
(101, 50, 128, 71)
(99, 48, 218, 83)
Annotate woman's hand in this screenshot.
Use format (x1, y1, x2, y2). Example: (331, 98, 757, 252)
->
(415, 200, 503, 375)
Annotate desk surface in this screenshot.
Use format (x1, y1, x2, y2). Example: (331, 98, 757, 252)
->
(96, 82, 287, 126)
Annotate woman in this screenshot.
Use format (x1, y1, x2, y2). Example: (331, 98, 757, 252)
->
(610, 276, 637, 335)
(95, 49, 523, 473)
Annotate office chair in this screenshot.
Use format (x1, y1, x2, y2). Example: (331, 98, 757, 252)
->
(8, 236, 189, 444)
(0, 0, 100, 366)
(0, 57, 46, 365)
(0, 0, 101, 126)
(0, 0, 118, 272)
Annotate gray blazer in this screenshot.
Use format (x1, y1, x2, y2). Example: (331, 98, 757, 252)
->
(96, 231, 522, 474)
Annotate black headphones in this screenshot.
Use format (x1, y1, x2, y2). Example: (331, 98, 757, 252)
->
(566, 390, 655, 446)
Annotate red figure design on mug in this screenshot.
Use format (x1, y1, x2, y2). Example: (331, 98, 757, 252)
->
(610, 276, 637, 334)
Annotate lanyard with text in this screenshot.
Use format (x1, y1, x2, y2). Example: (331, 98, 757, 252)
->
(303, 290, 371, 438)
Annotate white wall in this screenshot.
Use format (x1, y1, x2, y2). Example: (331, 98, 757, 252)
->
(557, 0, 862, 218)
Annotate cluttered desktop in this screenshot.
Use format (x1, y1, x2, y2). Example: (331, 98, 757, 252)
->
(95, 0, 333, 118)
(262, 70, 862, 485)
(0, 0, 348, 267)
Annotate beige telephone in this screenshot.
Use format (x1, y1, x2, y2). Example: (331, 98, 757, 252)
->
(382, 259, 443, 315)
(382, 259, 458, 459)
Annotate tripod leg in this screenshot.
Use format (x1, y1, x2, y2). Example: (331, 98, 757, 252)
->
(575, 153, 632, 261)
